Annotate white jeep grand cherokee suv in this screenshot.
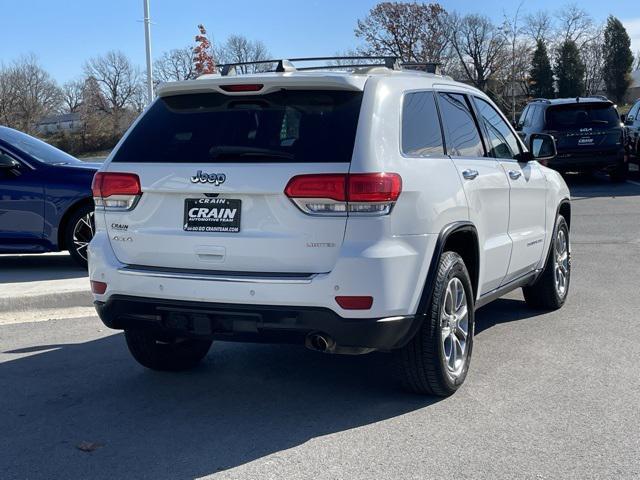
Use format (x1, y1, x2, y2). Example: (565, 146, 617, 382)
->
(88, 57, 571, 396)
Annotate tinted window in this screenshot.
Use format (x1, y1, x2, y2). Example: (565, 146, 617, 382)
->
(546, 103, 619, 130)
(517, 106, 529, 129)
(437, 93, 484, 157)
(627, 102, 640, 122)
(0, 127, 78, 165)
(475, 97, 521, 159)
(112, 90, 363, 163)
(402, 91, 444, 156)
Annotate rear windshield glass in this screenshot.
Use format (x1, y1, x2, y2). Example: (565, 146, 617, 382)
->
(546, 103, 619, 130)
(112, 90, 363, 163)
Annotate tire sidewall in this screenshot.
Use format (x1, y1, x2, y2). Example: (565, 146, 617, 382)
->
(430, 253, 475, 391)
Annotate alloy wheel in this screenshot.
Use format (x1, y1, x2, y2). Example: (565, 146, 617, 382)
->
(72, 212, 95, 261)
(440, 277, 469, 379)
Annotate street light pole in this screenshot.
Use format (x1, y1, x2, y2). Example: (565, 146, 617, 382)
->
(143, 0, 154, 104)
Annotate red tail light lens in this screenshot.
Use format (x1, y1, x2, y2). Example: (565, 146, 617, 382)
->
(220, 84, 264, 92)
(284, 173, 401, 216)
(348, 173, 402, 202)
(92, 172, 142, 210)
(284, 174, 346, 201)
(335, 296, 373, 310)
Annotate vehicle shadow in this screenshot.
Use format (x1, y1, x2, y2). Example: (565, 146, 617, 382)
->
(0, 253, 86, 284)
(563, 171, 640, 199)
(475, 297, 546, 334)
(0, 333, 434, 479)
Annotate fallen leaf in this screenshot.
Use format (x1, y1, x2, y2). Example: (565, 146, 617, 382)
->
(76, 441, 103, 453)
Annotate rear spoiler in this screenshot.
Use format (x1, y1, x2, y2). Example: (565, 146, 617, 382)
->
(157, 75, 367, 98)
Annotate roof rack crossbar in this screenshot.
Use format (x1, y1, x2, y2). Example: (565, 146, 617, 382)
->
(216, 56, 442, 76)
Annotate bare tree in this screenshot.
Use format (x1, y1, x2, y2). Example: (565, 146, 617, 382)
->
(523, 11, 553, 44)
(355, 2, 451, 65)
(83, 50, 141, 134)
(218, 35, 272, 73)
(61, 79, 84, 113)
(447, 13, 508, 92)
(503, 2, 525, 122)
(633, 51, 640, 71)
(582, 29, 605, 96)
(0, 54, 61, 133)
(556, 4, 595, 50)
(154, 47, 195, 84)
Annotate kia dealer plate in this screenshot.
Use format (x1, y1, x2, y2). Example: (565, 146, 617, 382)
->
(184, 198, 241, 232)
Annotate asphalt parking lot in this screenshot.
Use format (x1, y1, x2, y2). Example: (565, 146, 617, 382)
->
(1, 174, 639, 480)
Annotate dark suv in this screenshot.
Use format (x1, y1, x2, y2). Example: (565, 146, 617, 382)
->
(517, 97, 627, 180)
(622, 98, 640, 162)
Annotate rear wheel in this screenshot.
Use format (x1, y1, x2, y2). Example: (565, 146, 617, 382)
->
(523, 215, 570, 310)
(65, 204, 95, 268)
(396, 251, 474, 396)
(610, 159, 628, 182)
(124, 329, 212, 371)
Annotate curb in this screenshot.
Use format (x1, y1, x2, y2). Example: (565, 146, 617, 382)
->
(0, 289, 93, 314)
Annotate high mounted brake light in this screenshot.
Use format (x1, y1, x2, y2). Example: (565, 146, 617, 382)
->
(220, 84, 264, 92)
(92, 172, 142, 211)
(284, 173, 402, 216)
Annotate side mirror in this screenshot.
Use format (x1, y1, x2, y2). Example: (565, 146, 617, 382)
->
(620, 114, 626, 123)
(0, 153, 20, 170)
(529, 133, 557, 162)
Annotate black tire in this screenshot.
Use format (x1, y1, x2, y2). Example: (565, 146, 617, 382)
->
(64, 203, 95, 268)
(395, 251, 475, 397)
(522, 215, 570, 310)
(124, 329, 212, 371)
(610, 160, 628, 182)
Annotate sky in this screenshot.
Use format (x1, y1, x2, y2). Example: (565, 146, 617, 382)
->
(1, 0, 638, 84)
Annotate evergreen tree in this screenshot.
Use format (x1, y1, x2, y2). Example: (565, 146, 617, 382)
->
(555, 40, 585, 98)
(603, 16, 633, 103)
(530, 40, 555, 98)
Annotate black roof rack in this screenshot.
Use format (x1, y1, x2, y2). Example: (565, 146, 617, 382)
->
(216, 56, 441, 76)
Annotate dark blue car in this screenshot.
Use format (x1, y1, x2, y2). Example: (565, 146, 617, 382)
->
(0, 126, 99, 267)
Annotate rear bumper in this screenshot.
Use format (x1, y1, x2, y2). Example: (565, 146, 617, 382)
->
(549, 149, 624, 170)
(94, 295, 420, 352)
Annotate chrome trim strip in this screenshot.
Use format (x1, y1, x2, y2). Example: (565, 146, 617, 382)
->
(117, 266, 318, 284)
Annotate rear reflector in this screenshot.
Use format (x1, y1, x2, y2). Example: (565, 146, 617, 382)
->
(335, 296, 373, 310)
(90, 281, 107, 294)
(284, 173, 401, 216)
(220, 84, 264, 92)
(92, 172, 142, 210)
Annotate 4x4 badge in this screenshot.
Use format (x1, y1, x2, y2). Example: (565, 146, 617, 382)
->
(191, 170, 226, 185)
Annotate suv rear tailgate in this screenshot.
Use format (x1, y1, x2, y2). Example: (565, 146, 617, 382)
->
(97, 87, 363, 274)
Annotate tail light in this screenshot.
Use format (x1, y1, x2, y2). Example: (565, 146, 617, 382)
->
(92, 172, 142, 211)
(284, 173, 401, 216)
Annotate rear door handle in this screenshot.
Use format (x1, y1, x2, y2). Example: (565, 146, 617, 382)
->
(462, 169, 479, 180)
(508, 170, 522, 180)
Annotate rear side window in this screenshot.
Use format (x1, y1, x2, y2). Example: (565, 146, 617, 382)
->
(112, 90, 363, 163)
(546, 103, 619, 130)
(627, 101, 640, 122)
(437, 92, 485, 157)
(401, 91, 444, 156)
(474, 97, 521, 159)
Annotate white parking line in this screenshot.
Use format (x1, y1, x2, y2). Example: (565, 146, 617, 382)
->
(627, 180, 640, 187)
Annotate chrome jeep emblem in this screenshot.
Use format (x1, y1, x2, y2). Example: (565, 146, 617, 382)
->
(191, 170, 226, 185)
